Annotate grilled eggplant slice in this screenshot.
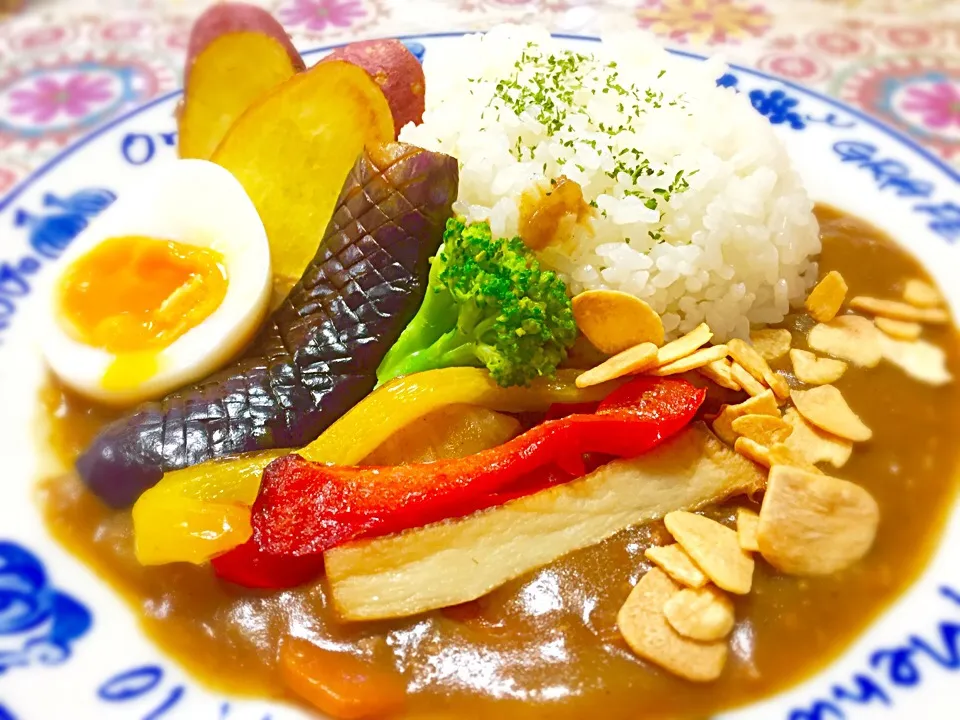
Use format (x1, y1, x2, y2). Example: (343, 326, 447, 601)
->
(77, 143, 458, 507)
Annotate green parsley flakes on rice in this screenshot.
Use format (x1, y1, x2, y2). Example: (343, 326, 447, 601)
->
(399, 26, 821, 341)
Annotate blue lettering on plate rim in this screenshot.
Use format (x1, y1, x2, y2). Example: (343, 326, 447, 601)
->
(832, 141, 960, 243)
(0, 541, 92, 675)
(0, 187, 115, 346)
(787, 586, 960, 720)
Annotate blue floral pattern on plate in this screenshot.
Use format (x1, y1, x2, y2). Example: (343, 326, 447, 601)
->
(0, 542, 91, 675)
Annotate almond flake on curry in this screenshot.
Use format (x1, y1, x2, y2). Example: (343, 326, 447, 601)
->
(651, 344, 729, 376)
(572, 290, 664, 354)
(805, 270, 848, 323)
(664, 511, 754, 595)
(736, 508, 760, 553)
(791, 386, 872, 443)
(645, 544, 709, 589)
(750, 328, 792, 362)
(733, 437, 772, 468)
(697, 358, 741, 391)
(617, 568, 728, 682)
(878, 334, 953, 387)
(849, 296, 949, 325)
(731, 414, 792, 445)
(663, 586, 736, 642)
(655, 323, 713, 367)
(734, 437, 822, 475)
(789, 349, 847, 385)
(807, 315, 882, 368)
(758, 466, 880, 576)
(730, 362, 767, 398)
(903, 279, 943, 309)
(782, 408, 853, 469)
(727, 338, 789, 400)
(874, 316, 922, 341)
(575, 342, 659, 388)
(711, 390, 780, 447)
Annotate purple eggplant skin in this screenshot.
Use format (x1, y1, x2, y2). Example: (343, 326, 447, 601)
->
(77, 143, 458, 508)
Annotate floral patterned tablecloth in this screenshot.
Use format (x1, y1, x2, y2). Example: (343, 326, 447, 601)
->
(0, 0, 957, 200)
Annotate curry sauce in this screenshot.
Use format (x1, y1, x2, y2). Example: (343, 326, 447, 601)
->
(38, 206, 960, 719)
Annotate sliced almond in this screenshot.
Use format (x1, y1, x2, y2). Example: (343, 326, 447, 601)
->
(874, 317, 922, 341)
(782, 408, 853, 469)
(656, 323, 713, 367)
(617, 568, 727, 682)
(697, 358, 741, 391)
(766, 443, 823, 475)
(735, 437, 820, 475)
(728, 339, 789, 400)
(879, 335, 953, 386)
(664, 511, 754, 595)
(849, 296, 948, 324)
(730, 362, 766, 397)
(750, 328, 792, 362)
(711, 390, 780, 446)
(758, 466, 880, 576)
(734, 437, 771, 467)
(651, 344, 729, 376)
(805, 270, 848, 323)
(731, 414, 792, 445)
(791, 386, 872, 442)
(576, 342, 658, 388)
(808, 315, 882, 368)
(903, 279, 943, 309)
(736, 508, 760, 553)
(572, 290, 664, 354)
(789, 349, 847, 385)
(645, 544, 709, 589)
(663, 586, 735, 642)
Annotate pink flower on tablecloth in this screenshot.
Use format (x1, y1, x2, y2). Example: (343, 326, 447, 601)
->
(277, 0, 367, 32)
(901, 82, 960, 130)
(8, 74, 113, 125)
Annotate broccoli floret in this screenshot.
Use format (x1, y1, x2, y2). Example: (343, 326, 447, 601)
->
(376, 217, 577, 387)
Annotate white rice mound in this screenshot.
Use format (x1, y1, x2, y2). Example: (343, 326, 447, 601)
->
(400, 25, 821, 340)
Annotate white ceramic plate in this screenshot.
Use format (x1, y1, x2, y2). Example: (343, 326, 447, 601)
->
(1, 33, 958, 720)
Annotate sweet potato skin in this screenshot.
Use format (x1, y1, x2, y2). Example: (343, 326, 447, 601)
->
(324, 39, 425, 137)
(185, 2, 304, 74)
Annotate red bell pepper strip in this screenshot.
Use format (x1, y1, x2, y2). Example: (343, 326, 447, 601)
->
(211, 538, 326, 589)
(247, 377, 704, 563)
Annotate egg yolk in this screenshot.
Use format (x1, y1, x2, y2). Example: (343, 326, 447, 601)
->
(59, 235, 228, 355)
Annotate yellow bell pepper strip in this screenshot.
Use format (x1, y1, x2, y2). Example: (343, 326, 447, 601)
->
(301, 367, 616, 466)
(132, 368, 616, 566)
(133, 450, 284, 565)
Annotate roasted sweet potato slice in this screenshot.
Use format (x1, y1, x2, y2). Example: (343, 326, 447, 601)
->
(179, 3, 304, 160)
(212, 59, 394, 280)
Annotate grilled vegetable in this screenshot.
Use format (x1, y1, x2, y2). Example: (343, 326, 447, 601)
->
(77, 143, 458, 507)
(325, 423, 766, 621)
(131, 368, 618, 568)
(232, 377, 704, 585)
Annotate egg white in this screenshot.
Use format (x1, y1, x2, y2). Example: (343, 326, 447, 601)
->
(38, 159, 272, 407)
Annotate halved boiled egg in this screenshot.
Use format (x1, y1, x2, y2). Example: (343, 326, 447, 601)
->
(39, 159, 271, 406)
